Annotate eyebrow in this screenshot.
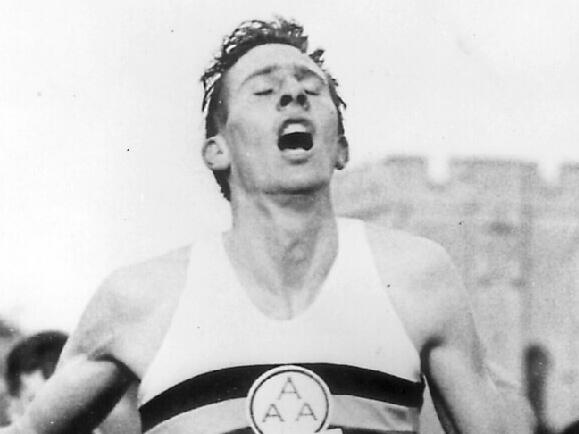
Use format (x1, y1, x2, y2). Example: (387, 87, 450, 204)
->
(241, 64, 326, 86)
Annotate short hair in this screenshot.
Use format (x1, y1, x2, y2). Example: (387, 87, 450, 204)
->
(201, 17, 347, 200)
(4, 331, 68, 397)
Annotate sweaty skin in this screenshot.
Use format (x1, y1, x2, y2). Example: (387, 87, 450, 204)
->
(3, 44, 519, 433)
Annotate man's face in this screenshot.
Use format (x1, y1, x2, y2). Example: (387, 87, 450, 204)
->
(213, 44, 347, 198)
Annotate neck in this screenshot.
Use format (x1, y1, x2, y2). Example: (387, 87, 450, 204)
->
(225, 188, 338, 308)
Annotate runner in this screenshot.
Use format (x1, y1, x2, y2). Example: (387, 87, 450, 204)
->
(2, 17, 514, 433)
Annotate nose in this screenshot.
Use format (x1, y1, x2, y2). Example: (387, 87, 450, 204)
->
(277, 80, 309, 111)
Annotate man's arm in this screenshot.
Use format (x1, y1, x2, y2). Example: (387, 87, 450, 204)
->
(96, 383, 142, 434)
(417, 247, 511, 433)
(366, 225, 520, 433)
(0, 246, 190, 434)
(12, 354, 133, 433)
(2, 277, 137, 434)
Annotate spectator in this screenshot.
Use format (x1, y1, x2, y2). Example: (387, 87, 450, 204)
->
(4, 331, 66, 423)
(3, 331, 138, 433)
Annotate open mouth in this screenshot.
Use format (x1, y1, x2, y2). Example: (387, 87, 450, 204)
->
(278, 132, 314, 151)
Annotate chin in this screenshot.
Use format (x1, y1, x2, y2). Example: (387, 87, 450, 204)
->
(273, 176, 330, 196)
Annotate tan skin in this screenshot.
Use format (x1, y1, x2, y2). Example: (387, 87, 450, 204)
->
(3, 44, 514, 433)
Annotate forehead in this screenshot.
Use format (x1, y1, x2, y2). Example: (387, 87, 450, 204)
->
(225, 44, 325, 88)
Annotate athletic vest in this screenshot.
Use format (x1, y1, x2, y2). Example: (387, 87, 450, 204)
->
(138, 218, 424, 433)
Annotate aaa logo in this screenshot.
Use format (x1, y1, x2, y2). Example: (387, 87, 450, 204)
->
(247, 365, 332, 434)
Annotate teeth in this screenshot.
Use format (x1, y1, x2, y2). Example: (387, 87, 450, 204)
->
(281, 123, 308, 135)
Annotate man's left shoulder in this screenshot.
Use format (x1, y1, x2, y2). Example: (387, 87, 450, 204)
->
(363, 221, 456, 280)
(362, 221, 469, 347)
(355, 221, 466, 350)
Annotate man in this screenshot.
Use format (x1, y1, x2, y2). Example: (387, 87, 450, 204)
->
(2, 17, 515, 433)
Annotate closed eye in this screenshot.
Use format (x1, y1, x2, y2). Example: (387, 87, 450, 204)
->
(254, 89, 274, 96)
(305, 90, 320, 96)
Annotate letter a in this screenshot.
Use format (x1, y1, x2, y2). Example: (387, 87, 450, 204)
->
(296, 402, 317, 421)
(277, 375, 302, 400)
(262, 403, 284, 423)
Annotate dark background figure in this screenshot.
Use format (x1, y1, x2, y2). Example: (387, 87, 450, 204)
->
(2, 331, 139, 433)
(3, 331, 67, 424)
(525, 344, 552, 434)
(0, 322, 21, 427)
(561, 420, 579, 434)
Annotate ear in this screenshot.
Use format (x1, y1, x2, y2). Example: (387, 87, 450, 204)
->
(202, 135, 230, 171)
(335, 135, 349, 170)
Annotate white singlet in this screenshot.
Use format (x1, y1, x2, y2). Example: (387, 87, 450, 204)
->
(138, 218, 424, 434)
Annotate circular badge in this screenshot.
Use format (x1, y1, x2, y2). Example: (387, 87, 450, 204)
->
(247, 365, 332, 434)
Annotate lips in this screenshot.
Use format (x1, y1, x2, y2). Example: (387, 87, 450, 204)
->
(278, 120, 314, 151)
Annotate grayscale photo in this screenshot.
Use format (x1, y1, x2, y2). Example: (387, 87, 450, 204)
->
(1, 1, 578, 433)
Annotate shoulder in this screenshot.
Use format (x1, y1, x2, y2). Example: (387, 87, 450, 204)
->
(103, 244, 192, 313)
(362, 221, 467, 347)
(63, 245, 193, 375)
(364, 221, 455, 282)
(94, 244, 191, 324)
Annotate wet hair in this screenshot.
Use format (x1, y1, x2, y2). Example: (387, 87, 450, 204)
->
(201, 17, 347, 200)
(4, 331, 68, 397)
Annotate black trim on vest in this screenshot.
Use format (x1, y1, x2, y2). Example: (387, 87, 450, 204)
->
(139, 363, 424, 432)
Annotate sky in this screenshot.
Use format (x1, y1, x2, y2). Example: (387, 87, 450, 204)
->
(1, 0, 578, 332)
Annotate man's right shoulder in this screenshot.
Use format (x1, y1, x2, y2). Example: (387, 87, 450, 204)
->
(66, 244, 193, 370)
(100, 244, 192, 314)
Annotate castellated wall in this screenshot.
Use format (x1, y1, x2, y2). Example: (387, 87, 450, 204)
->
(332, 156, 579, 431)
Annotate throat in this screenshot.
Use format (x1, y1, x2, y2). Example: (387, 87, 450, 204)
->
(223, 217, 339, 319)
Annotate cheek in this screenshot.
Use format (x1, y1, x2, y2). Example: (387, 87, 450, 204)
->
(318, 105, 340, 141)
(224, 123, 264, 171)
(225, 111, 274, 157)
(226, 107, 263, 140)
(228, 125, 259, 160)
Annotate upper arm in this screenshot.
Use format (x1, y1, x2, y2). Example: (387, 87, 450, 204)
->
(8, 246, 190, 433)
(20, 353, 133, 433)
(16, 276, 137, 433)
(418, 249, 510, 433)
(366, 224, 514, 433)
(94, 383, 142, 434)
